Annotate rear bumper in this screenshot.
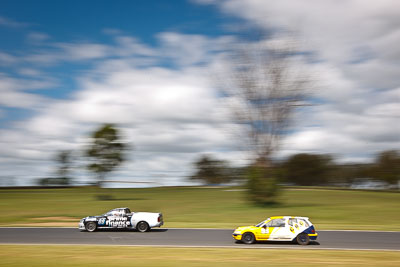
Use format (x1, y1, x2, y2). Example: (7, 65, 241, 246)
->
(151, 220, 164, 228)
(308, 233, 318, 241)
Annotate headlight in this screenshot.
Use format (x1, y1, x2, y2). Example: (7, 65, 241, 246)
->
(234, 230, 241, 234)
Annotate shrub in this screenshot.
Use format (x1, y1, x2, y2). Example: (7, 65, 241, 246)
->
(246, 166, 280, 205)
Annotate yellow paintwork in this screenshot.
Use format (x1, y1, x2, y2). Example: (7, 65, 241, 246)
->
(233, 216, 317, 242)
(233, 224, 278, 240)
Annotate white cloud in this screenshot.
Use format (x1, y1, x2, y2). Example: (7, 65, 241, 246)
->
(0, 16, 29, 28)
(17, 68, 43, 76)
(0, 32, 248, 185)
(157, 32, 233, 67)
(0, 74, 54, 109)
(1, 0, 399, 186)
(27, 32, 50, 43)
(113, 36, 157, 57)
(0, 52, 17, 65)
(55, 43, 111, 61)
(199, 0, 400, 162)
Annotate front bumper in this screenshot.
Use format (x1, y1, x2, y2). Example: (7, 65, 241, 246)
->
(232, 233, 242, 240)
(78, 221, 85, 230)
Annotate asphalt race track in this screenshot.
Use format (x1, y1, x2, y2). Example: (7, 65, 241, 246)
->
(0, 228, 399, 251)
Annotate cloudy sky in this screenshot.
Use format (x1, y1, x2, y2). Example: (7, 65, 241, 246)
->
(1, 0, 399, 186)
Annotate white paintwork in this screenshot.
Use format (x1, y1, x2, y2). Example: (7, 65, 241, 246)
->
(131, 212, 163, 228)
(78, 207, 163, 231)
(233, 216, 315, 242)
(265, 216, 312, 241)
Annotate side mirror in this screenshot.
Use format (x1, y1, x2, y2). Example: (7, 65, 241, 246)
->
(262, 225, 267, 229)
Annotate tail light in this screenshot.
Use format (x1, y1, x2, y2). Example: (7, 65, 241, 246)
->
(311, 229, 315, 234)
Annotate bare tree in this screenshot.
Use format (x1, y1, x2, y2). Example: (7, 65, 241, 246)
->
(220, 35, 311, 203)
(224, 36, 310, 166)
(56, 150, 72, 182)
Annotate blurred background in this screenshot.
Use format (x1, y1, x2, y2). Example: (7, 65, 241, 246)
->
(1, 3, 400, 266)
(0, 0, 398, 191)
(0, 0, 399, 229)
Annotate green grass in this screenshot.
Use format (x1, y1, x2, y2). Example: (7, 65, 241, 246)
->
(1, 245, 399, 266)
(0, 187, 399, 230)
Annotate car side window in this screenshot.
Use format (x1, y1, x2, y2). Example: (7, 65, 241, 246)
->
(298, 219, 310, 228)
(118, 209, 126, 215)
(105, 210, 115, 216)
(106, 209, 122, 216)
(266, 219, 285, 227)
(288, 218, 298, 226)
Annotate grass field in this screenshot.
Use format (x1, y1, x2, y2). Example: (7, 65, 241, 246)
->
(0, 186, 399, 230)
(0, 245, 399, 266)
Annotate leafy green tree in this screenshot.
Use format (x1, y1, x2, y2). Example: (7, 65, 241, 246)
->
(329, 163, 372, 184)
(86, 124, 126, 187)
(284, 153, 332, 186)
(38, 177, 69, 186)
(39, 150, 73, 187)
(246, 165, 280, 204)
(190, 155, 232, 185)
(373, 150, 400, 185)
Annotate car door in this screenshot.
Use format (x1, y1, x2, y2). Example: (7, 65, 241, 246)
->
(106, 209, 119, 228)
(255, 223, 272, 240)
(266, 218, 288, 240)
(287, 218, 308, 240)
(253, 224, 268, 240)
(97, 216, 107, 227)
(256, 219, 282, 240)
(105, 209, 126, 228)
(120, 209, 131, 228)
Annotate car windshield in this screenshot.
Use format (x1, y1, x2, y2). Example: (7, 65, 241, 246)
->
(103, 209, 115, 216)
(255, 220, 267, 227)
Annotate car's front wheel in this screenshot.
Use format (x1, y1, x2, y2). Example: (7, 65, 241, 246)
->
(296, 233, 310, 245)
(242, 232, 255, 244)
(137, 221, 149, 232)
(85, 222, 97, 232)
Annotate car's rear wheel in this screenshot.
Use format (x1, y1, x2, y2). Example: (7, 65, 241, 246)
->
(85, 222, 97, 232)
(137, 221, 149, 232)
(242, 232, 255, 244)
(296, 233, 310, 245)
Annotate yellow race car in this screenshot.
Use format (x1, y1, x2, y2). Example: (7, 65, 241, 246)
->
(233, 216, 318, 245)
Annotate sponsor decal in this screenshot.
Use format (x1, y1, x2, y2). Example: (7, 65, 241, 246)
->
(105, 216, 131, 227)
(98, 218, 106, 226)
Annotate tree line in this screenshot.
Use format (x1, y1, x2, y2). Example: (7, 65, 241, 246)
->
(37, 31, 398, 207)
(39, 123, 126, 187)
(190, 150, 400, 188)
